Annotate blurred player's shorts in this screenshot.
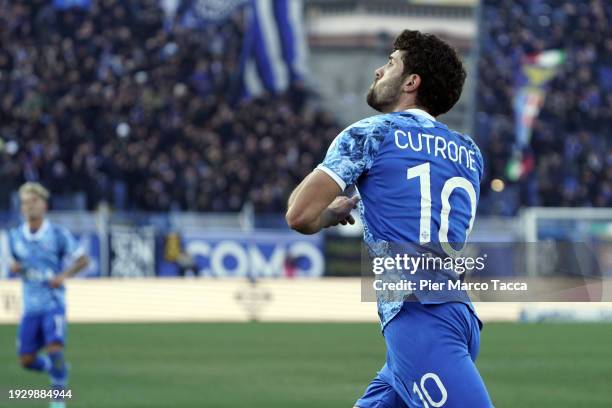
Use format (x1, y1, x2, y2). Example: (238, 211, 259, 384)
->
(17, 309, 66, 355)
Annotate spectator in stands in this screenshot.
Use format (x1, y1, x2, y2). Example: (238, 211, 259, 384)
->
(0, 0, 339, 213)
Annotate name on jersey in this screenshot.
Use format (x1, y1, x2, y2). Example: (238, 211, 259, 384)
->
(394, 130, 477, 171)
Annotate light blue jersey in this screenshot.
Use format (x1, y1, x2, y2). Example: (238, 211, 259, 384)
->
(9, 220, 82, 315)
(318, 109, 484, 328)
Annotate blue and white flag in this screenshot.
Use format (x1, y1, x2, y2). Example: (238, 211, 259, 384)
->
(160, 0, 307, 99)
(241, 0, 308, 97)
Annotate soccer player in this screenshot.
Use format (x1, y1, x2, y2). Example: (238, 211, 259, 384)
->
(9, 182, 89, 408)
(286, 30, 494, 407)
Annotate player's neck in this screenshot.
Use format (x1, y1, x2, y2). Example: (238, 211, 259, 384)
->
(27, 218, 44, 233)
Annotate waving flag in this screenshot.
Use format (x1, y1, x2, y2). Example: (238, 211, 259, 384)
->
(508, 49, 565, 180)
(161, 0, 307, 101)
(241, 0, 307, 98)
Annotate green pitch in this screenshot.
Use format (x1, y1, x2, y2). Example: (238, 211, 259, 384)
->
(0, 322, 611, 408)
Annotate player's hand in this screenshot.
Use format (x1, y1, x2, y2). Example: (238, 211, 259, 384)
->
(10, 262, 21, 274)
(48, 274, 66, 288)
(321, 195, 360, 228)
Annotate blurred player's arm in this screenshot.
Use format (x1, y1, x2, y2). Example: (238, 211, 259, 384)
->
(63, 254, 90, 278)
(49, 254, 89, 288)
(49, 227, 90, 288)
(9, 261, 21, 274)
(286, 169, 359, 235)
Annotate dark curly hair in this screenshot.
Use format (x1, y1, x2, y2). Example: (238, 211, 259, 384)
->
(393, 30, 466, 116)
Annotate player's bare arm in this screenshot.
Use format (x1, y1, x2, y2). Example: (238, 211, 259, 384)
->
(286, 169, 359, 235)
(48, 255, 90, 289)
(10, 261, 22, 274)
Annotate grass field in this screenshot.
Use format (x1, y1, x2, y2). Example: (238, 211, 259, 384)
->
(0, 322, 611, 408)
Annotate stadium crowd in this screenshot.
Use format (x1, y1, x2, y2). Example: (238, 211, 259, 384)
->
(1, 0, 609, 215)
(0, 0, 338, 213)
(476, 0, 611, 214)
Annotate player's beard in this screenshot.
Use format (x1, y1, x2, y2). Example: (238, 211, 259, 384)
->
(366, 75, 403, 113)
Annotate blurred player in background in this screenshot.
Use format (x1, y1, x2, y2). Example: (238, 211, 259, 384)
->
(9, 182, 89, 408)
(287, 30, 494, 407)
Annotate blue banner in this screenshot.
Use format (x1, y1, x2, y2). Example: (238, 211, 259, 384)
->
(1, 228, 323, 279)
(181, 230, 324, 278)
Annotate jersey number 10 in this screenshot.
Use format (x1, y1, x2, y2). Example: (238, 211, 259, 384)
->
(407, 163, 477, 258)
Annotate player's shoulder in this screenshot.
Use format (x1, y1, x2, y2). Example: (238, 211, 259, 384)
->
(388, 110, 446, 131)
(448, 128, 484, 177)
(452, 130, 483, 159)
(345, 114, 390, 132)
(350, 111, 446, 135)
(48, 222, 72, 239)
(341, 113, 402, 142)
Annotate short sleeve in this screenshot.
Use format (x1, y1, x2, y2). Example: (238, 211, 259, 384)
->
(317, 117, 387, 190)
(58, 227, 85, 261)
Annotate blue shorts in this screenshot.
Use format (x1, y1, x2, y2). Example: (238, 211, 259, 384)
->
(356, 302, 494, 408)
(17, 309, 67, 355)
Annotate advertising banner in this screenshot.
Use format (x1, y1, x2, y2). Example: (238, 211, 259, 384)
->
(181, 230, 324, 278)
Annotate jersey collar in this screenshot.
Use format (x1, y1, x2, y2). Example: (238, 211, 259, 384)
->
(405, 108, 436, 122)
(22, 219, 50, 241)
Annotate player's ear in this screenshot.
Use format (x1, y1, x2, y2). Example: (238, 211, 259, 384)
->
(403, 74, 420, 93)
